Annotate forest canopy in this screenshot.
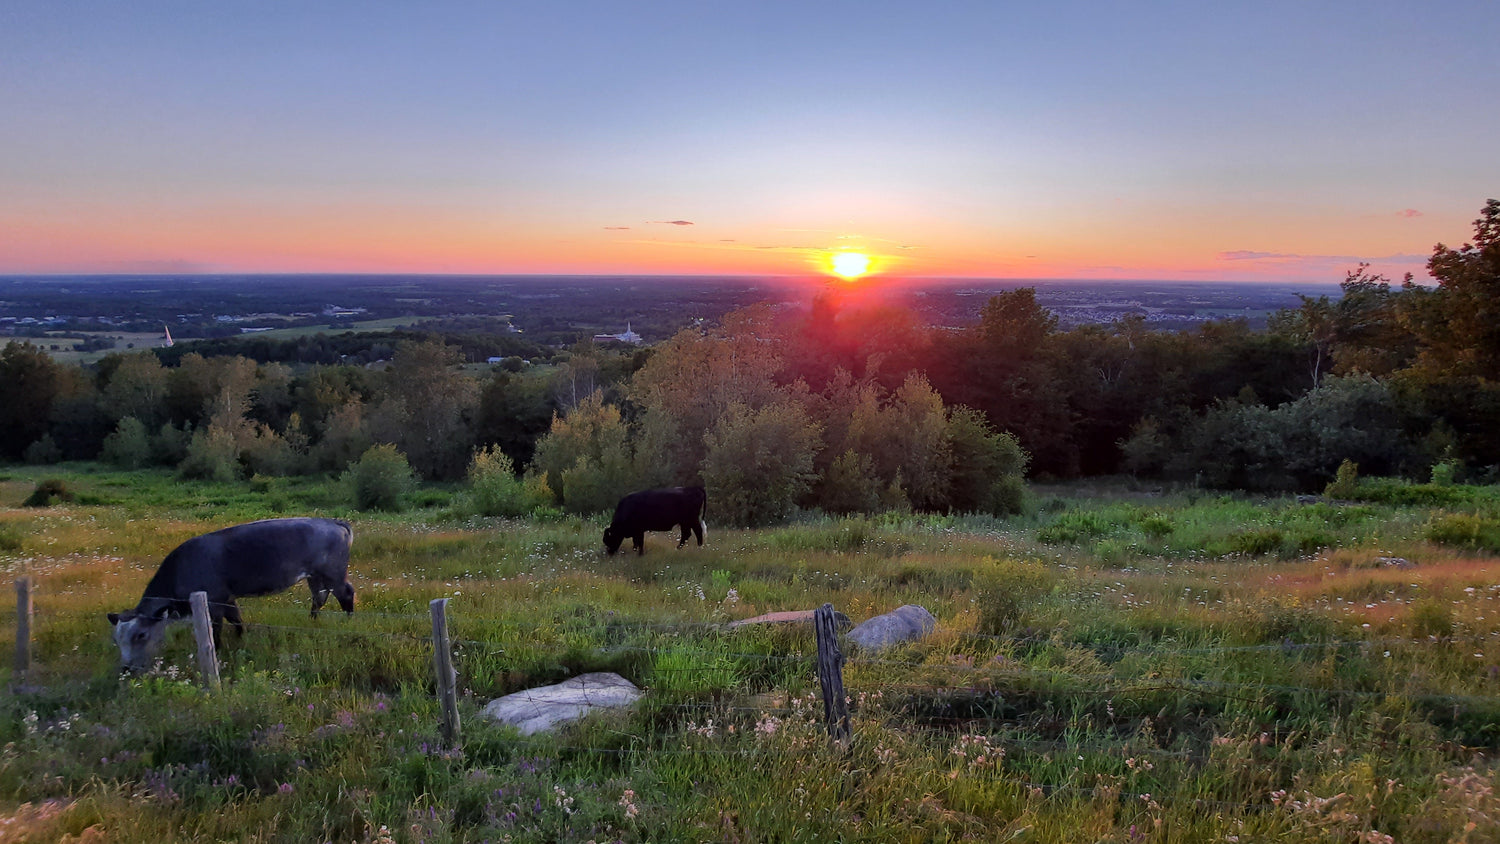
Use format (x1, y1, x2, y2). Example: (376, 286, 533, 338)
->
(3, 200, 1497, 518)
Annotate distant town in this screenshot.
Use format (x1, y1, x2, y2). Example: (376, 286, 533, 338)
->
(0, 275, 1343, 362)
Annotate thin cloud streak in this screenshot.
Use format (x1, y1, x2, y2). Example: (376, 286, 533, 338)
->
(1217, 250, 1427, 264)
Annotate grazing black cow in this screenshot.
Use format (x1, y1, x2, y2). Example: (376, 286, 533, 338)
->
(107, 517, 354, 670)
(603, 486, 707, 556)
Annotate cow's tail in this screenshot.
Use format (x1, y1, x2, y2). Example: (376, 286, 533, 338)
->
(698, 487, 708, 540)
(334, 518, 354, 550)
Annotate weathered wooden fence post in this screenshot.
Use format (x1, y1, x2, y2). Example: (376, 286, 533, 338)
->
(430, 597, 461, 746)
(188, 591, 221, 690)
(14, 577, 33, 682)
(814, 602, 850, 741)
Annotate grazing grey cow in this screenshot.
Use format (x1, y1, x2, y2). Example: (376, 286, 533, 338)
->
(107, 517, 354, 670)
(603, 486, 707, 555)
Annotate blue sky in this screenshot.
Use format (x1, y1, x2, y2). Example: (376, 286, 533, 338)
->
(2, 1, 1496, 280)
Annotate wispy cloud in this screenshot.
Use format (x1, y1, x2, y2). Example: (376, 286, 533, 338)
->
(1217, 250, 1427, 264)
(649, 220, 695, 226)
(1396, 208, 1423, 218)
(603, 226, 631, 230)
(1218, 250, 1301, 261)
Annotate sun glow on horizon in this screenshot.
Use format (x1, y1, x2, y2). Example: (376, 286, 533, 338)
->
(829, 251, 871, 280)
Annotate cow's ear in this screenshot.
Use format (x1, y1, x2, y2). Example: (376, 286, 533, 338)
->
(107, 612, 121, 625)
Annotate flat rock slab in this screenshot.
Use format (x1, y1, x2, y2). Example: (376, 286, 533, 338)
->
(845, 604, 936, 651)
(727, 609, 851, 630)
(483, 672, 642, 735)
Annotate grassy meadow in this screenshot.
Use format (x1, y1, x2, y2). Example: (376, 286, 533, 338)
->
(4, 466, 1500, 842)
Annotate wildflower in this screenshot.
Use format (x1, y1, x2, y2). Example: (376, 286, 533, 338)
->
(618, 788, 640, 819)
(278, 782, 295, 794)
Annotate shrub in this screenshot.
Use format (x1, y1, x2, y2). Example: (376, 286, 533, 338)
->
(702, 400, 822, 528)
(1229, 528, 1284, 556)
(817, 450, 883, 515)
(973, 557, 1052, 635)
(1138, 513, 1174, 540)
(151, 422, 192, 466)
(532, 392, 637, 515)
(346, 444, 415, 511)
(178, 425, 241, 482)
(0, 524, 22, 552)
(1431, 458, 1461, 486)
(101, 416, 152, 468)
(1349, 477, 1481, 507)
(944, 405, 1029, 515)
(1325, 459, 1359, 499)
(240, 424, 299, 477)
(22, 434, 62, 465)
(1425, 514, 1500, 553)
(1037, 510, 1112, 544)
(23, 478, 73, 507)
(987, 473, 1028, 518)
(468, 445, 550, 517)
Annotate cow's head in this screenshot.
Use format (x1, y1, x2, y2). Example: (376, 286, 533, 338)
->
(602, 526, 624, 555)
(107, 608, 174, 672)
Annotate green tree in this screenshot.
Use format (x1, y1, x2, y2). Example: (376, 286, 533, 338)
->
(293, 365, 369, 435)
(475, 372, 555, 469)
(1419, 199, 1500, 378)
(531, 391, 637, 515)
(178, 424, 242, 482)
(309, 402, 373, 473)
(100, 352, 169, 427)
(630, 307, 788, 486)
(701, 400, 823, 527)
(978, 288, 1057, 355)
(818, 449, 883, 515)
(467, 445, 553, 517)
(101, 417, 152, 468)
(0, 342, 69, 460)
(816, 371, 952, 512)
(346, 444, 415, 511)
(945, 405, 1029, 515)
(367, 340, 479, 480)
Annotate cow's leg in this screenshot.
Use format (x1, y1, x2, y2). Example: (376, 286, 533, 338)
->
(678, 523, 691, 548)
(210, 608, 226, 650)
(334, 580, 356, 615)
(223, 600, 245, 638)
(308, 577, 331, 619)
(634, 533, 646, 556)
(693, 518, 705, 547)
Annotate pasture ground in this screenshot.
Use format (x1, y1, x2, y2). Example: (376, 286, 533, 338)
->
(2, 465, 1500, 842)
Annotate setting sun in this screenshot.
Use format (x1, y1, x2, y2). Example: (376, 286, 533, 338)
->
(830, 252, 871, 280)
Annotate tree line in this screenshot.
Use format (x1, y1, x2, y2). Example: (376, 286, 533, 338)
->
(2, 200, 1496, 520)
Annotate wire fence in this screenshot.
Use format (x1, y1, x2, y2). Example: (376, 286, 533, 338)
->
(12, 577, 1500, 818)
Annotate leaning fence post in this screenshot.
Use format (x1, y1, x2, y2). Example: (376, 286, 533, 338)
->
(814, 602, 850, 741)
(430, 597, 461, 746)
(14, 577, 33, 682)
(188, 591, 221, 690)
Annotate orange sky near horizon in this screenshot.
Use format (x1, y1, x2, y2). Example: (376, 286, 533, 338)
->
(0, 198, 1454, 283)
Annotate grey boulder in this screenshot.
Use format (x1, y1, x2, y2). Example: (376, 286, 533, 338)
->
(482, 672, 642, 735)
(845, 604, 935, 651)
(727, 609, 851, 630)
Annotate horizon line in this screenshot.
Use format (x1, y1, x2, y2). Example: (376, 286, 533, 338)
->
(0, 271, 1353, 286)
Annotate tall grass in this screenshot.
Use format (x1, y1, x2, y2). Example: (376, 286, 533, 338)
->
(3, 465, 1500, 841)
